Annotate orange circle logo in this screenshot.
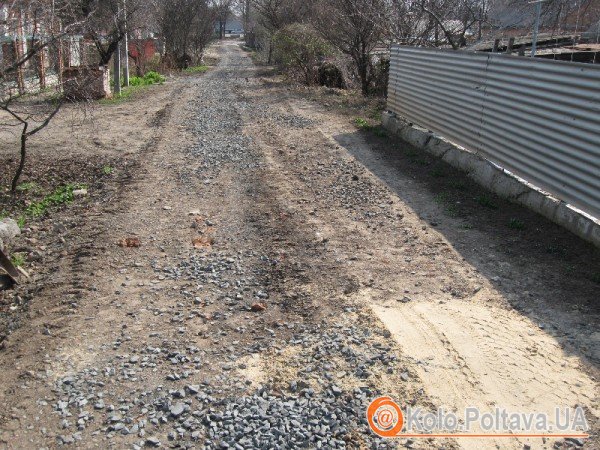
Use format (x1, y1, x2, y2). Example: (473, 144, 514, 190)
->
(367, 397, 404, 437)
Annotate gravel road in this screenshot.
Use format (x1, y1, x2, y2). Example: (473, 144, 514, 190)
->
(0, 41, 598, 450)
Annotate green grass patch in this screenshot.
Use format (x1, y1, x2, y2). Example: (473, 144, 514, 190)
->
(404, 148, 418, 158)
(10, 252, 25, 267)
(446, 203, 459, 217)
(475, 194, 497, 209)
(372, 126, 387, 138)
(99, 85, 145, 104)
(545, 244, 565, 256)
(434, 192, 450, 204)
(184, 65, 209, 74)
(17, 216, 26, 229)
(354, 117, 369, 128)
(129, 71, 165, 86)
(508, 218, 525, 230)
(101, 71, 165, 105)
(16, 182, 40, 193)
(429, 167, 446, 178)
(448, 179, 467, 191)
(22, 184, 86, 225)
(354, 117, 386, 138)
(102, 165, 114, 175)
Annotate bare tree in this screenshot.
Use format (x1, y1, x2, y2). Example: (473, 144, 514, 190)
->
(0, 0, 94, 191)
(314, 0, 385, 95)
(418, 0, 481, 49)
(157, 0, 216, 68)
(0, 0, 158, 192)
(214, 0, 234, 39)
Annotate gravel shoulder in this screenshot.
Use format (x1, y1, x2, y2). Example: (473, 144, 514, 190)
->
(0, 41, 598, 450)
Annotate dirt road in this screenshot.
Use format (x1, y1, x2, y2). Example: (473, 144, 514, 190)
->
(0, 41, 598, 450)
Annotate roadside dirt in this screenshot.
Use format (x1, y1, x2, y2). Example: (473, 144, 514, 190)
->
(0, 41, 597, 450)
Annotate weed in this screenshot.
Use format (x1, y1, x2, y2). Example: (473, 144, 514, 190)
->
(404, 148, 418, 158)
(354, 117, 369, 128)
(17, 216, 26, 229)
(434, 192, 450, 204)
(369, 110, 383, 121)
(545, 245, 565, 255)
(129, 71, 165, 86)
(102, 165, 114, 175)
(100, 72, 164, 105)
(430, 167, 446, 178)
(10, 252, 25, 267)
(448, 179, 467, 191)
(354, 118, 387, 138)
(508, 218, 525, 230)
(183, 65, 209, 74)
(25, 184, 84, 218)
(461, 223, 473, 230)
(99, 87, 142, 104)
(16, 182, 38, 192)
(476, 194, 497, 209)
(372, 127, 386, 138)
(446, 204, 459, 217)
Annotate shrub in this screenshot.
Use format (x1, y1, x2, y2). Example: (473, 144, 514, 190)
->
(127, 71, 166, 87)
(272, 24, 332, 85)
(318, 62, 346, 89)
(371, 56, 390, 97)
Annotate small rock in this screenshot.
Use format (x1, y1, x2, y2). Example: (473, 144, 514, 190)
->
(145, 437, 161, 447)
(169, 402, 185, 418)
(72, 189, 88, 197)
(250, 303, 266, 312)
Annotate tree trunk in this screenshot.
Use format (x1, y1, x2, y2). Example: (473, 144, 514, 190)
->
(357, 56, 369, 96)
(37, 41, 46, 90)
(12, 123, 28, 192)
(267, 40, 273, 64)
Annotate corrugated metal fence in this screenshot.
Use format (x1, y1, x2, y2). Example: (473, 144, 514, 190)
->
(387, 46, 600, 219)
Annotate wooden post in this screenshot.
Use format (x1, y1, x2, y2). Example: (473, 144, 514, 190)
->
(505, 37, 515, 54)
(518, 46, 525, 56)
(492, 39, 500, 52)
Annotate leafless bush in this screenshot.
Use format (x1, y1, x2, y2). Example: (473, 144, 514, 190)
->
(272, 23, 332, 85)
(312, 0, 386, 96)
(156, 0, 216, 69)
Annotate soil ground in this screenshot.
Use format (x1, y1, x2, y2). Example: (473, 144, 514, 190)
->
(0, 41, 598, 450)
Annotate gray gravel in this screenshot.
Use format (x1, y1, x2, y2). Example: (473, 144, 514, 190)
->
(42, 45, 406, 449)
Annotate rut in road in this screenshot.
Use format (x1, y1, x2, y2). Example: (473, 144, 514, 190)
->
(0, 41, 598, 450)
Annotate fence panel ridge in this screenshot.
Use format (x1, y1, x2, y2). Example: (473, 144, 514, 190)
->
(387, 45, 600, 219)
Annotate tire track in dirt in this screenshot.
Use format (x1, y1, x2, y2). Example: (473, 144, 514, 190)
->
(239, 48, 599, 449)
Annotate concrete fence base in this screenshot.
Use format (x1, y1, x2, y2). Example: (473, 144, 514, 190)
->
(382, 111, 600, 247)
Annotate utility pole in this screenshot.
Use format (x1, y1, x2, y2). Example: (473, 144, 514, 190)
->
(530, 0, 546, 57)
(123, 0, 129, 87)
